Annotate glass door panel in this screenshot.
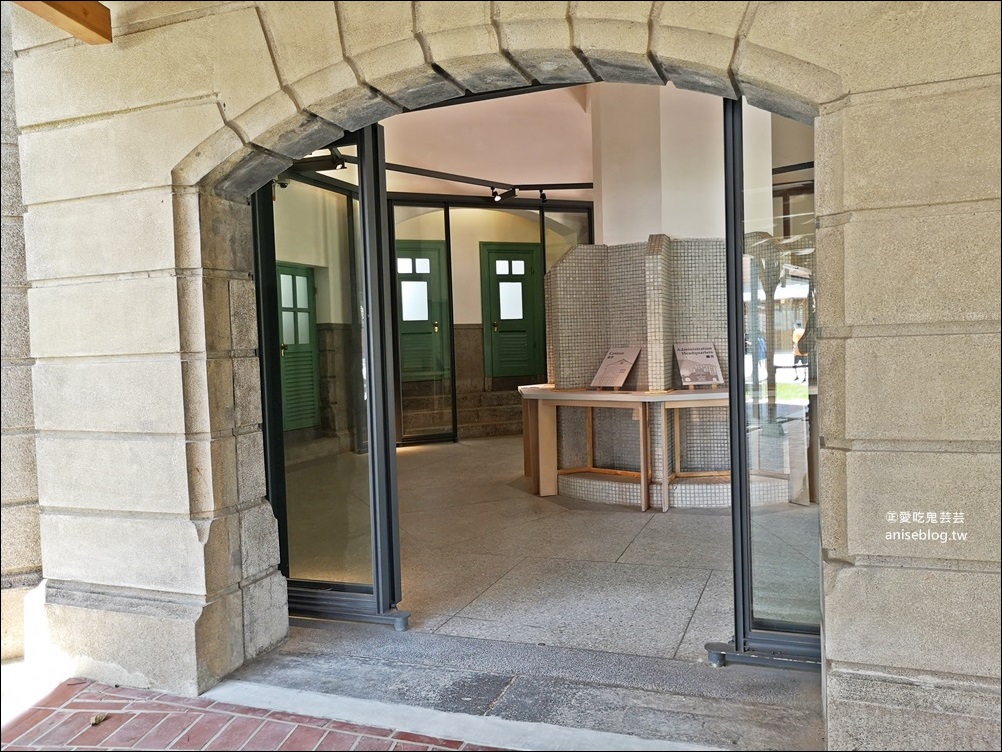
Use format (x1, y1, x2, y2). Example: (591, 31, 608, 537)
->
(740, 100, 820, 630)
(273, 180, 373, 589)
(393, 206, 455, 441)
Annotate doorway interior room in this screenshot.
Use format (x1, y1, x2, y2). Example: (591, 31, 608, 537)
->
(253, 82, 821, 670)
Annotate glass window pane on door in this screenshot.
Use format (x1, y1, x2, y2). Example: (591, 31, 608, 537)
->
(272, 184, 372, 588)
(499, 281, 523, 320)
(742, 99, 820, 629)
(511, 260, 525, 275)
(496, 259, 509, 276)
(393, 205, 455, 441)
(401, 280, 429, 321)
(295, 275, 309, 309)
(297, 312, 310, 344)
(397, 257, 412, 274)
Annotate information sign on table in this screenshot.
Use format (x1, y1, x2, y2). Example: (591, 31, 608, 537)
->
(590, 347, 641, 388)
(674, 342, 723, 385)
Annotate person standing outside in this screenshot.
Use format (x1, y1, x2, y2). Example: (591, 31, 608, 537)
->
(792, 321, 807, 382)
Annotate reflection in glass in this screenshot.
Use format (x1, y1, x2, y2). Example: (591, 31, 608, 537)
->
(499, 281, 523, 320)
(273, 180, 372, 588)
(543, 211, 590, 269)
(393, 205, 454, 439)
(742, 101, 820, 629)
(401, 281, 429, 321)
(297, 312, 310, 344)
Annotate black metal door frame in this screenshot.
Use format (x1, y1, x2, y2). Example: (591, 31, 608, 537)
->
(252, 125, 406, 630)
(705, 98, 821, 669)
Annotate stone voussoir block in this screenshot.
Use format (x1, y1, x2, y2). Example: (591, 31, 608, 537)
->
(259, 0, 344, 85)
(650, 2, 745, 99)
(416, 2, 529, 92)
(571, 2, 662, 85)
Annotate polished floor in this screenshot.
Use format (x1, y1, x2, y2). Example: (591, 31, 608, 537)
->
(286, 435, 821, 659)
(262, 436, 824, 749)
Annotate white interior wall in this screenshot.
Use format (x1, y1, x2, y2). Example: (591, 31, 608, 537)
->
(659, 86, 726, 237)
(273, 180, 352, 324)
(591, 83, 664, 245)
(742, 105, 776, 234)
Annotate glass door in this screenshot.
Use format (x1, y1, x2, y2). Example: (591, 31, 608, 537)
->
(709, 98, 821, 667)
(392, 206, 456, 443)
(252, 125, 405, 628)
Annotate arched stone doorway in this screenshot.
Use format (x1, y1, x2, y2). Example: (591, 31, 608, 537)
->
(9, 3, 998, 748)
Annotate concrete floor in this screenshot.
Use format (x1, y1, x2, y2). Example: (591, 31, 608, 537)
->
(267, 436, 824, 749)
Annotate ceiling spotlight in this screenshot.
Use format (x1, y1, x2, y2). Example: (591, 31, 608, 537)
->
(491, 187, 500, 202)
(330, 147, 347, 170)
(498, 187, 517, 201)
(539, 190, 547, 203)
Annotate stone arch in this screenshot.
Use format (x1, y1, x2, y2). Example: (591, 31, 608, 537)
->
(174, 2, 841, 198)
(166, 1, 847, 689)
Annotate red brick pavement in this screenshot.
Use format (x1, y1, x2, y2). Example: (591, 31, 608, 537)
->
(0, 679, 510, 751)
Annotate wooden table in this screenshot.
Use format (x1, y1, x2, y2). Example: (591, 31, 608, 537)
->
(519, 385, 729, 511)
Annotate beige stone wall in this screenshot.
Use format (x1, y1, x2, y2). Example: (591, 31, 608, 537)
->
(6, 1, 1000, 743)
(1, 0, 40, 661)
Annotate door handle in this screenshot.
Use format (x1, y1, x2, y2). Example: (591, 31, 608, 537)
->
(433, 321, 439, 333)
(280, 343, 288, 357)
(493, 321, 499, 333)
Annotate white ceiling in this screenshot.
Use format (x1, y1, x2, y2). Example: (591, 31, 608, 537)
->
(381, 85, 594, 200)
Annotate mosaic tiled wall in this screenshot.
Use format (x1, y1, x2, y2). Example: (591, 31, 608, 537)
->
(546, 234, 731, 506)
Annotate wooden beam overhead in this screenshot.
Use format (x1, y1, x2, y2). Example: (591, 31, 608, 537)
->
(12, 1, 112, 45)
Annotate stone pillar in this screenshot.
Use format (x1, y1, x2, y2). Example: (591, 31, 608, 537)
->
(816, 81, 1001, 749)
(9, 2, 290, 695)
(0, 0, 40, 661)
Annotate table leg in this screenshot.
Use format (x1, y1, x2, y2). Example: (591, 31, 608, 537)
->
(661, 404, 670, 512)
(639, 403, 650, 512)
(523, 399, 540, 493)
(538, 400, 558, 496)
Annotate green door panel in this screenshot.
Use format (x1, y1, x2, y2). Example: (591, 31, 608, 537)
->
(395, 240, 450, 382)
(480, 242, 545, 378)
(277, 263, 321, 431)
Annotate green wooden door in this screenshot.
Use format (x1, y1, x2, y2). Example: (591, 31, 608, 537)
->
(277, 263, 320, 431)
(480, 242, 545, 378)
(396, 241, 450, 382)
